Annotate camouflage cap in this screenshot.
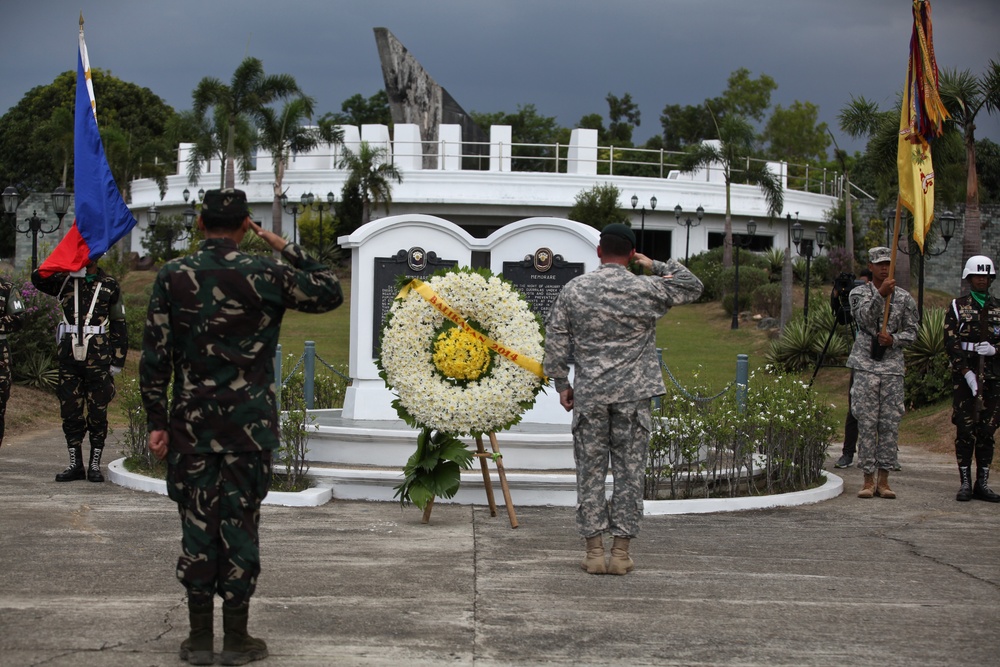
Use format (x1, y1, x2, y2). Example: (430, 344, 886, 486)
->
(601, 223, 636, 249)
(868, 246, 892, 264)
(202, 188, 249, 219)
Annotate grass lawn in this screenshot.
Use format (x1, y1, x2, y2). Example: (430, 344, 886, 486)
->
(8, 267, 956, 458)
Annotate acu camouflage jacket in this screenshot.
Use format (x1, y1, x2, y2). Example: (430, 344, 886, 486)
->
(140, 238, 343, 454)
(543, 259, 703, 410)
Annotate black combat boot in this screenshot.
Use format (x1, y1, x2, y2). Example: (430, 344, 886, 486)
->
(220, 601, 268, 665)
(973, 467, 1000, 502)
(180, 598, 215, 665)
(55, 446, 85, 482)
(956, 466, 973, 501)
(87, 447, 104, 483)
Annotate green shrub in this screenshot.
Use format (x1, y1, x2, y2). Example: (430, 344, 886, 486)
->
(751, 282, 782, 318)
(9, 271, 59, 389)
(762, 247, 785, 278)
(124, 285, 152, 351)
(904, 307, 950, 409)
(719, 266, 769, 315)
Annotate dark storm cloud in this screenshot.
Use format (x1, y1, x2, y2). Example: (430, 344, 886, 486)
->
(1, 0, 998, 154)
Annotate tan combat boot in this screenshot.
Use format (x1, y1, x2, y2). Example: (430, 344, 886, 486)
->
(607, 536, 634, 575)
(580, 535, 606, 574)
(857, 473, 876, 498)
(875, 469, 896, 499)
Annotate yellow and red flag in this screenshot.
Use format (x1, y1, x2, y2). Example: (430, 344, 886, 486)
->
(897, 0, 949, 253)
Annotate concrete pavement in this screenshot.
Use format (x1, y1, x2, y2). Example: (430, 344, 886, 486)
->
(1, 426, 998, 666)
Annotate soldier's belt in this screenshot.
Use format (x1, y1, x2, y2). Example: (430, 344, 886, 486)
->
(961, 342, 980, 352)
(63, 324, 106, 335)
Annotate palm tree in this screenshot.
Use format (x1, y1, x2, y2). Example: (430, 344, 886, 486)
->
(258, 97, 344, 238)
(939, 58, 1000, 263)
(338, 141, 403, 230)
(192, 57, 301, 189)
(679, 113, 783, 269)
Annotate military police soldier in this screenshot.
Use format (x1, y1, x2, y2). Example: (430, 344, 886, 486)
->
(544, 223, 703, 575)
(32, 259, 127, 482)
(846, 247, 919, 499)
(141, 188, 343, 665)
(943, 255, 1000, 502)
(0, 275, 26, 449)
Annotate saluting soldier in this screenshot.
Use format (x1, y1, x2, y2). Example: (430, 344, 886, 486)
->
(0, 274, 26, 449)
(141, 189, 343, 665)
(544, 223, 703, 576)
(32, 259, 126, 482)
(846, 247, 919, 499)
(944, 255, 1000, 503)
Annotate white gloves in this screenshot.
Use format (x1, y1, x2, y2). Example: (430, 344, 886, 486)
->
(965, 370, 979, 395)
(69, 268, 86, 278)
(975, 341, 997, 356)
(110, 366, 122, 377)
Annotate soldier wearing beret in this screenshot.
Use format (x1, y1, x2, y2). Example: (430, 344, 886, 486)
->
(846, 246, 918, 499)
(544, 222, 703, 575)
(141, 188, 343, 665)
(32, 258, 127, 483)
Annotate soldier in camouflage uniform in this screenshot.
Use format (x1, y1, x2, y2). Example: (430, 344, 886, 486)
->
(32, 261, 127, 483)
(141, 189, 343, 666)
(0, 276, 26, 449)
(544, 223, 703, 576)
(846, 247, 918, 500)
(943, 255, 1000, 502)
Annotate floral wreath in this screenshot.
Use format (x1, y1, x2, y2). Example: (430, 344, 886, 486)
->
(378, 267, 547, 438)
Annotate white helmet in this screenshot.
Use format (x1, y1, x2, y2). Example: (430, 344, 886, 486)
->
(963, 255, 996, 279)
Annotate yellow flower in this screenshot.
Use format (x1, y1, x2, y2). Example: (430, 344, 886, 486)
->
(433, 327, 491, 380)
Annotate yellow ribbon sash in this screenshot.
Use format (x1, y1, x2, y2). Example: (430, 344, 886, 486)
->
(398, 278, 546, 379)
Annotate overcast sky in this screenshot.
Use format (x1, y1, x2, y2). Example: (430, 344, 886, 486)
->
(2, 0, 998, 156)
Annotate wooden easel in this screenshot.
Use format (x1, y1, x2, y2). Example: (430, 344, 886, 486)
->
(421, 432, 519, 528)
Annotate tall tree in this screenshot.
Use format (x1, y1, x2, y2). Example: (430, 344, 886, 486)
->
(338, 141, 403, 231)
(763, 101, 830, 164)
(258, 96, 344, 237)
(324, 90, 392, 126)
(470, 104, 561, 171)
(192, 57, 301, 189)
(720, 67, 778, 122)
(938, 58, 1000, 263)
(567, 183, 631, 231)
(606, 92, 641, 145)
(678, 113, 783, 268)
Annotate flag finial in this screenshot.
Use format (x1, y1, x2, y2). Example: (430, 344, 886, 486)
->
(79, 11, 84, 31)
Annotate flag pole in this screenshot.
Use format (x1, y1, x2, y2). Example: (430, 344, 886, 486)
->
(882, 195, 904, 334)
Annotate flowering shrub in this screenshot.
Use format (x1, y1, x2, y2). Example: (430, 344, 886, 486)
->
(7, 272, 61, 389)
(646, 366, 835, 499)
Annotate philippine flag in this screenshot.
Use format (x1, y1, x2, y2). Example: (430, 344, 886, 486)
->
(36, 18, 137, 277)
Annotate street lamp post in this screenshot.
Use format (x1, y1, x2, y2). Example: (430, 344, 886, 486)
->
(673, 204, 704, 266)
(305, 191, 336, 258)
(895, 210, 957, 324)
(630, 194, 657, 254)
(2, 186, 71, 271)
(280, 193, 307, 244)
(731, 219, 757, 330)
(792, 222, 828, 322)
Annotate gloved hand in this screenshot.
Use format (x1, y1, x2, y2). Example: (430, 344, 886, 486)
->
(965, 370, 979, 395)
(69, 268, 86, 278)
(110, 366, 122, 377)
(975, 341, 997, 357)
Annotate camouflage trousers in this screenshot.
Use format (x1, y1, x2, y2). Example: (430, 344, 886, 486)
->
(850, 370, 904, 474)
(572, 399, 650, 538)
(0, 342, 10, 445)
(167, 451, 272, 606)
(56, 361, 115, 449)
(951, 373, 1000, 469)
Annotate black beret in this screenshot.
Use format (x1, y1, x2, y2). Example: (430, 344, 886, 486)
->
(601, 223, 636, 249)
(202, 188, 249, 219)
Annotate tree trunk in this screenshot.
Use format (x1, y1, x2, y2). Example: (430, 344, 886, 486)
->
(961, 134, 981, 268)
(225, 119, 236, 190)
(722, 181, 733, 268)
(780, 243, 792, 329)
(271, 158, 285, 238)
(844, 173, 854, 267)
